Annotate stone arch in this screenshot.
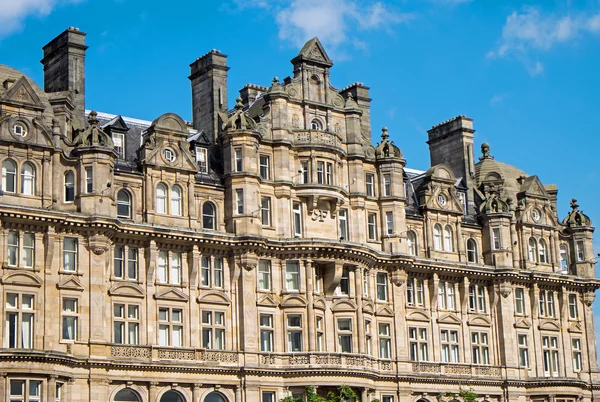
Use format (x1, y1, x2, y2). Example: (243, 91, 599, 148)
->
(108, 384, 147, 402)
(200, 387, 234, 402)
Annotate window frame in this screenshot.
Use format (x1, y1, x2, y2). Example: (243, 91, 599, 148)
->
(20, 162, 35, 196)
(61, 297, 78, 341)
(260, 196, 271, 227)
(376, 272, 388, 302)
(158, 307, 184, 347)
(258, 260, 272, 291)
(409, 326, 428, 362)
(201, 310, 226, 350)
(2, 158, 17, 193)
(367, 212, 378, 241)
(471, 331, 490, 365)
(202, 202, 216, 230)
(259, 154, 270, 180)
(63, 237, 78, 273)
(113, 303, 140, 345)
(285, 261, 301, 292)
(116, 189, 132, 219)
(365, 173, 375, 197)
(5, 292, 35, 349)
(286, 314, 303, 352)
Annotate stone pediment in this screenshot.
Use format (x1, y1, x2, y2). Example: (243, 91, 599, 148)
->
(154, 287, 189, 302)
(280, 294, 307, 308)
(468, 315, 492, 327)
(1, 270, 42, 287)
(108, 282, 145, 298)
(376, 305, 395, 317)
(407, 310, 430, 322)
(143, 139, 199, 172)
(294, 37, 333, 67)
(313, 297, 326, 311)
(362, 300, 374, 314)
(331, 299, 357, 313)
(437, 313, 461, 325)
(57, 276, 85, 292)
(197, 290, 230, 306)
(519, 175, 548, 198)
(568, 322, 583, 333)
(2, 76, 44, 109)
(538, 320, 561, 332)
(257, 293, 278, 307)
(514, 317, 531, 329)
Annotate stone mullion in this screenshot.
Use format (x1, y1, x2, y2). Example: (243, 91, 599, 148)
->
(559, 286, 572, 376)
(510, 216, 519, 268)
(583, 292, 599, 373)
(460, 277, 471, 365)
(305, 260, 315, 352)
(530, 283, 544, 377)
(355, 266, 365, 354)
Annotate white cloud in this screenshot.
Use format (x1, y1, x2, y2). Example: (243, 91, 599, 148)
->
(0, 0, 83, 39)
(489, 93, 509, 105)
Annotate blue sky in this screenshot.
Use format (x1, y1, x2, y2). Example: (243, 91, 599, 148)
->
(1, 0, 600, 340)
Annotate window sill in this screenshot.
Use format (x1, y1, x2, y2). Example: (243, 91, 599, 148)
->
(59, 270, 83, 276)
(2, 265, 37, 271)
(111, 277, 142, 284)
(154, 282, 185, 288)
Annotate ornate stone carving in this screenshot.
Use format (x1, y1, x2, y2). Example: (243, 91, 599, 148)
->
(87, 235, 111, 255)
(499, 281, 512, 298)
(201, 351, 239, 363)
(158, 348, 195, 361)
(111, 346, 151, 359)
(583, 291, 595, 307)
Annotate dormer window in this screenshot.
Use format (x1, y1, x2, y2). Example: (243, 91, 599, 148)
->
(112, 132, 125, 159)
(164, 148, 176, 163)
(12, 123, 27, 137)
(310, 119, 322, 131)
(196, 146, 208, 173)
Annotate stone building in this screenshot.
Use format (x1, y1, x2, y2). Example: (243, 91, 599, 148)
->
(0, 27, 597, 402)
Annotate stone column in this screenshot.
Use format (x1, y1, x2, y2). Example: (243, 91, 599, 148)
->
(355, 266, 365, 354)
(510, 216, 519, 268)
(456, 220, 464, 262)
(189, 246, 201, 348)
(87, 235, 111, 343)
(88, 378, 110, 402)
(47, 375, 58, 402)
(530, 283, 544, 377)
(460, 277, 471, 364)
(497, 281, 517, 369)
(583, 291, 599, 373)
(42, 155, 52, 208)
(305, 260, 316, 352)
(149, 382, 160, 402)
(235, 385, 242, 402)
(192, 383, 202, 402)
(146, 240, 159, 345)
(238, 255, 259, 364)
(0, 372, 7, 402)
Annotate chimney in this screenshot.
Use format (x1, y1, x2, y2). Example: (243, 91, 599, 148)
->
(189, 50, 229, 143)
(41, 27, 88, 129)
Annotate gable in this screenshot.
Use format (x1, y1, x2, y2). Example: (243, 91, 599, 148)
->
(362, 301, 374, 314)
(297, 37, 333, 65)
(468, 315, 492, 327)
(1, 76, 44, 109)
(108, 283, 145, 298)
(142, 138, 199, 172)
(538, 320, 561, 332)
(257, 294, 278, 307)
(520, 175, 548, 198)
(407, 310, 430, 322)
(331, 299, 357, 313)
(280, 294, 307, 308)
(437, 312, 461, 325)
(154, 287, 189, 302)
(57, 276, 85, 292)
(514, 317, 531, 329)
(101, 115, 129, 132)
(1, 271, 42, 287)
(197, 291, 231, 306)
(376, 305, 395, 317)
(568, 322, 583, 334)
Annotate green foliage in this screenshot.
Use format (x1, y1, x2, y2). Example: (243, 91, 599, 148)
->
(436, 387, 478, 402)
(280, 385, 359, 402)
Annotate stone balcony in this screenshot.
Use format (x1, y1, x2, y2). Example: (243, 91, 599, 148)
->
(293, 130, 343, 151)
(411, 362, 502, 377)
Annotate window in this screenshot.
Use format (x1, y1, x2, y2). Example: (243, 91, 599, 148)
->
(156, 183, 167, 214)
(316, 316, 324, 352)
(367, 213, 377, 241)
(407, 231, 417, 256)
(317, 161, 324, 184)
(409, 327, 428, 361)
(362, 270, 369, 297)
(200, 256, 222, 288)
(13, 123, 27, 137)
(171, 185, 182, 216)
(202, 202, 216, 230)
(262, 391, 276, 402)
(376, 272, 388, 302)
(560, 245, 569, 273)
(9, 379, 42, 402)
(539, 290, 555, 318)
(568, 294, 579, 320)
(467, 238, 477, 262)
(260, 314, 274, 352)
(539, 239, 548, 263)
(158, 307, 183, 347)
(471, 332, 490, 365)
(64, 171, 75, 202)
(340, 267, 350, 295)
(213, 258, 223, 288)
(163, 148, 176, 162)
(61, 298, 78, 341)
(407, 277, 425, 307)
(443, 225, 453, 251)
(310, 119, 322, 130)
(157, 251, 181, 285)
(572, 338, 582, 372)
(366, 173, 375, 197)
(236, 189, 244, 214)
(21, 162, 35, 195)
(7, 231, 34, 268)
(202, 310, 225, 349)
(379, 323, 392, 359)
(386, 211, 394, 235)
(300, 160, 310, 184)
(492, 228, 501, 250)
(338, 209, 348, 241)
(196, 146, 208, 173)
(234, 148, 243, 172)
(287, 314, 303, 352)
(259, 155, 270, 180)
(383, 174, 391, 196)
(433, 224, 442, 251)
(528, 238, 538, 263)
(441, 329, 459, 363)
(293, 202, 302, 237)
(286, 261, 300, 291)
(468, 284, 487, 313)
(114, 389, 142, 402)
(56, 382, 63, 402)
(117, 190, 131, 218)
(542, 335, 560, 376)
(113, 303, 139, 344)
(365, 320, 372, 355)
(576, 241, 585, 262)
(326, 162, 333, 185)
(5, 293, 34, 348)
(382, 397, 394, 402)
(63, 237, 78, 272)
(113, 132, 125, 158)
(261, 197, 271, 226)
(438, 280, 456, 310)
(518, 334, 529, 367)
(2, 159, 16, 193)
(85, 166, 93, 193)
(337, 318, 352, 352)
(514, 287, 525, 315)
(258, 260, 271, 291)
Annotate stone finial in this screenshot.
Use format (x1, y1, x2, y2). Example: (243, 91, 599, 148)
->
(272, 77, 279, 85)
(480, 142, 491, 160)
(346, 92, 354, 101)
(570, 198, 579, 211)
(88, 110, 99, 126)
(234, 97, 244, 110)
(381, 127, 389, 141)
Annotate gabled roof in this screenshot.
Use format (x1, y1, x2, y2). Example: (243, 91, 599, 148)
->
(291, 37, 333, 67)
(100, 114, 129, 132)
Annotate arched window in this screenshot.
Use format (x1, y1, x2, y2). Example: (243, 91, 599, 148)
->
(528, 237, 538, 262)
(117, 190, 131, 218)
(64, 171, 75, 202)
(114, 389, 141, 402)
(2, 159, 17, 193)
(21, 162, 35, 195)
(203, 202, 216, 230)
(171, 185, 182, 216)
(204, 391, 227, 402)
(407, 230, 417, 256)
(310, 119, 322, 130)
(467, 238, 478, 263)
(443, 225, 454, 252)
(560, 244, 569, 273)
(539, 239, 548, 264)
(433, 224, 442, 251)
(156, 183, 167, 214)
(160, 390, 184, 402)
